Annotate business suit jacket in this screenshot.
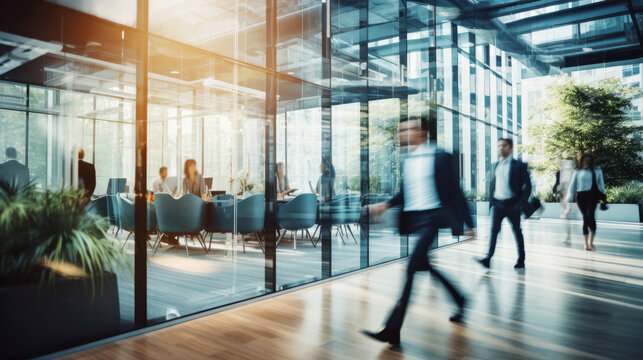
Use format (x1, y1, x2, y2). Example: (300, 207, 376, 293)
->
(0, 159, 30, 187)
(387, 150, 473, 236)
(78, 160, 96, 197)
(489, 158, 531, 208)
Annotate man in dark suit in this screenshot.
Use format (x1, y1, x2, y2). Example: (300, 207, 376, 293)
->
(478, 138, 531, 269)
(77, 148, 96, 199)
(0, 147, 29, 187)
(362, 118, 475, 346)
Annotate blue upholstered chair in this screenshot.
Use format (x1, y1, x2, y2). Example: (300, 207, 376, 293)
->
(314, 194, 346, 244)
(205, 194, 265, 253)
(87, 195, 108, 218)
(153, 193, 207, 256)
(106, 178, 127, 195)
(277, 193, 317, 249)
(342, 193, 362, 243)
(214, 194, 234, 201)
(105, 194, 121, 235)
(117, 193, 158, 249)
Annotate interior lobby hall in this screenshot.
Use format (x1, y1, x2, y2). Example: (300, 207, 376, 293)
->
(62, 218, 643, 360)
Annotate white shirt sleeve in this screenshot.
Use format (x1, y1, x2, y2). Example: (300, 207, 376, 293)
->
(566, 170, 577, 202)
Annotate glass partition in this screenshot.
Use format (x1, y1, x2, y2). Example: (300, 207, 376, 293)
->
(0, 0, 548, 356)
(144, 36, 267, 324)
(275, 77, 323, 289)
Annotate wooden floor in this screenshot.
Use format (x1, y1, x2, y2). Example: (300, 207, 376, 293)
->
(64, 219, 643, 359)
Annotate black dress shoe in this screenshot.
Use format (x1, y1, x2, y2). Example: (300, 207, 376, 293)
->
(449, 296, 466, 323)
(514, 261, 525, 269)
(477, 257, 490, 269)
(360, 329, 400, 346)
(449, 309, 464, 323)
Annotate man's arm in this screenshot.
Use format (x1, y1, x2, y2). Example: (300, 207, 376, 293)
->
(519, 162, 532, 206)
(488, 164, 496, 202)
(369, 179, 403, 217)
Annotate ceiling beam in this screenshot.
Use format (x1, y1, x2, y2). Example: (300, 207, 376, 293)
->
(479, 0, 570, 18)
(505, 1, 629, 34)
(563, 45, 642, 68)
(626, 0, 643, 54)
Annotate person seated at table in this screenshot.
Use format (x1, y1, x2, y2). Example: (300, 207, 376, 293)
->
(152, 166, 173, 194)
(182, 159, 211, 200)
(276, 162, 295, 199)
(314, 160, 336, 199)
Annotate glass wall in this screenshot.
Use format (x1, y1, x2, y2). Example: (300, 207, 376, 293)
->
(0, 0, 526, 357)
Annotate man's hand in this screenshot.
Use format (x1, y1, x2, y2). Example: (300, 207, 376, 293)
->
(465, 230, 476, 240)
(368, 202, 390, 217)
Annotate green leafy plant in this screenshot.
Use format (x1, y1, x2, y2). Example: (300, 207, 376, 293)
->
(0, 181, 130, 293)
(524, 77, 643, 187)
(605, 184, 643, 204)
(536, 190, 559, 203)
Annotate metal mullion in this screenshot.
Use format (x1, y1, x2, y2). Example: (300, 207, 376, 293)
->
(134, 0, 149, 329)
(264, 0, 278, 293)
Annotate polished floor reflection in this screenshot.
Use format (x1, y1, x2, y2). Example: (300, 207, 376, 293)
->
(66, 218, 643, 359)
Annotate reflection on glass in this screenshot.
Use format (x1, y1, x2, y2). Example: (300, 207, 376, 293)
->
(369, 98, 402, 265)
(145, 37, 267, 323)
(276, 78, 322, 289)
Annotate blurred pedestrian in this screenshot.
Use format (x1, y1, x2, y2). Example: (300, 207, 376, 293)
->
(566, 154, 605, 251)
(361, 117, 475, 346)
(477, 138, 532, 270)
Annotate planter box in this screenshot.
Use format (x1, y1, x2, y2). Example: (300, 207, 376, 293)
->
(539, 202, 640, 223)
(0, 272, 121, 359)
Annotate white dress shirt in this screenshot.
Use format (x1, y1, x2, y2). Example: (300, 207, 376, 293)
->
(152, 177, 171, 194)
(403, 143, 441, 211)
(493, 157, 513, 201)
(566, 169, 605, 201)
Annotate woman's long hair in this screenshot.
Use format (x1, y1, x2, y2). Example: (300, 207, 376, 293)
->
(577, 153, 595, 170)
(183, 159, 197, 177)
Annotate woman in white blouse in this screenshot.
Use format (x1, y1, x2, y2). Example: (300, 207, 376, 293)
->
(566, 154, 605, 251)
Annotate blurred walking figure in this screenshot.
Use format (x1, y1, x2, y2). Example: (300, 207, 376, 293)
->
(553, 159, 574, 242)
(362, 117, 475, 346)
(478, 138, 532, 270)
(566, 154, 605, 251)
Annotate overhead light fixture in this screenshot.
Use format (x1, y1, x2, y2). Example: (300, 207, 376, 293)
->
(86, 41, 101, 47)
(287, 71, 294, 75)
(462, 42, 474, 47)
(64, 43, 76, 49)
(582, 47, 593, 52)
(170, 70, 180, 74)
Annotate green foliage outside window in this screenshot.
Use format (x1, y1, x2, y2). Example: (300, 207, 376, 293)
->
(524, 77, 643, 187)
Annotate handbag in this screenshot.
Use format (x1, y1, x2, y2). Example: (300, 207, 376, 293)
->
(590, 169, 608, 211)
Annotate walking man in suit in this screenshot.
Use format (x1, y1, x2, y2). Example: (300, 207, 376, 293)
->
(77, 148, 96, 199)
(0, 147, 29, 187)
(362, 117, 475, 346)
(478, 138, 531, 269)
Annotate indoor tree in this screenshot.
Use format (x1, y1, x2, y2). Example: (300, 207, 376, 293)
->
(524, 77, 643, 187)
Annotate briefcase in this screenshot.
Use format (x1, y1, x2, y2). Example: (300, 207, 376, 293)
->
(523, 196, 543, 219)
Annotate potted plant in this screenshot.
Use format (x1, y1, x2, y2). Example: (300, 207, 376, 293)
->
(0, 182, 130, 359)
